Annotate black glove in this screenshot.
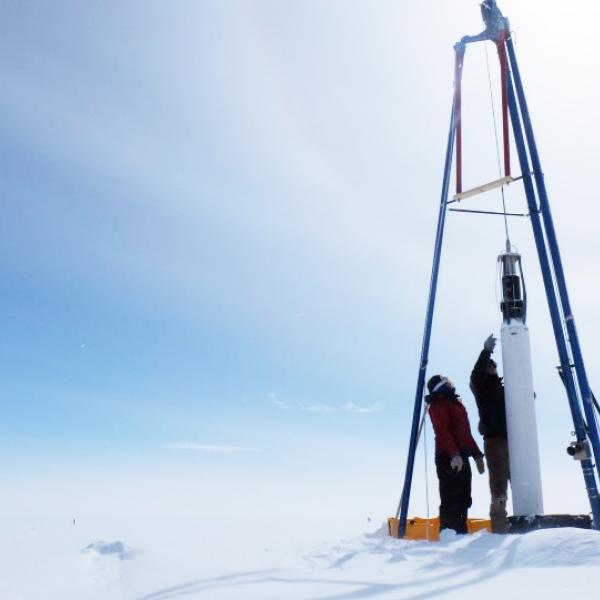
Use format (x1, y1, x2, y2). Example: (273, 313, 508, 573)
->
(475, 456, 485, 474)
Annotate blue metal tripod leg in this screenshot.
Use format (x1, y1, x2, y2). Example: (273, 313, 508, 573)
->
(506, 38, 600, 514)
(397, 101, 456, 538)
(505, 53, 600, 527)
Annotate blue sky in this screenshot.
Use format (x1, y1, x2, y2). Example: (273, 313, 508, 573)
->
(2, 1, 600, 519)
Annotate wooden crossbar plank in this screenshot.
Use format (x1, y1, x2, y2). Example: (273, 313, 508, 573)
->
(452, 175, 514, 201)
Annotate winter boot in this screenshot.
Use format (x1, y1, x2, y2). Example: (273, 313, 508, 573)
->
(490, 495, 507, 534)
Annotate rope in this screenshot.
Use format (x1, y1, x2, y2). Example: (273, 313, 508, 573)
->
(395, 406, 428, 521)
(484, 41, 511, 251)
(422, 405, 431, 540)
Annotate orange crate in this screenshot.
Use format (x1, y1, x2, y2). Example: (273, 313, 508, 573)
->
(388, 516, 491, 540)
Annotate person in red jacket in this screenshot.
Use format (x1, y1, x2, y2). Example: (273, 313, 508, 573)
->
(426, 374, 485, 534)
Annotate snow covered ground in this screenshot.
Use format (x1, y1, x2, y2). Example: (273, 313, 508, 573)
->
(3, 515, 599, 599)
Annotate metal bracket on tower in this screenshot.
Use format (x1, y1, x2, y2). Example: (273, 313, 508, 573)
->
(454, 0, 510, 52)
(567, 440, 592, 461)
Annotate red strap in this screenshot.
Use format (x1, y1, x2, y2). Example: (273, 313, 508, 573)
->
(497, 32, 510, 177)
(453, 50, 464, 194)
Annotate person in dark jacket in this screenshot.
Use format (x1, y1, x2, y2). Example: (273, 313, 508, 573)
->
(470, 334, 509, 533)
(426, 374, 485, 534)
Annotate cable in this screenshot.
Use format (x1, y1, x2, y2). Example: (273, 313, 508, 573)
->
(422, 405, 431, 540)
(484, 41, 511, 251)
(396, 406, 427, 521)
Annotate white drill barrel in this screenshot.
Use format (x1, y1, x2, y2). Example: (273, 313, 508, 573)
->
(501, 321, 544, 516)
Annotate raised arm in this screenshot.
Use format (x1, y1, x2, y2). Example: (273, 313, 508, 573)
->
(471, 334, 496, 389)
(471, 349, 492, 389)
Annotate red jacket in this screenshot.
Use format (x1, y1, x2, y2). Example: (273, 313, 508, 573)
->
(427, 392, 483, 458)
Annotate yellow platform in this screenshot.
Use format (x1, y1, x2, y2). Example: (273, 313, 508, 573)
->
(388, 516, 491, 541)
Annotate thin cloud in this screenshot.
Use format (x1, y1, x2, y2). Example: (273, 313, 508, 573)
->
(168, 443, 259, 453)
(302, 404, 335, 413)
(267, 391, 290, 409)
(344, 401, 383, 414)
(273, 399, 290, 409)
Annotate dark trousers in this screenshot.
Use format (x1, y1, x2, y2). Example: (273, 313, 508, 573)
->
(435, 453, 472, 534)
(484, 437, 510, 533)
